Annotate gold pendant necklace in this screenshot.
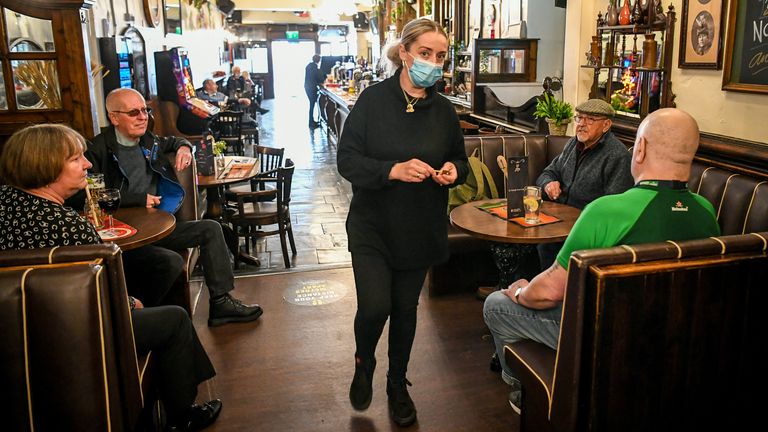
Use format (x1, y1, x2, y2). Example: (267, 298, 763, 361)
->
(402, 89, 419, 113)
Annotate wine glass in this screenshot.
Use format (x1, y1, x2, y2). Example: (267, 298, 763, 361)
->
(97, 188, 121, 234)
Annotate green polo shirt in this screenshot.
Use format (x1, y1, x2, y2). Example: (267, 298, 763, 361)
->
(556, 181, 721, 269)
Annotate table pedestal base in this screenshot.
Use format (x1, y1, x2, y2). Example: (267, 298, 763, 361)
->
(490, 243, 539, 289)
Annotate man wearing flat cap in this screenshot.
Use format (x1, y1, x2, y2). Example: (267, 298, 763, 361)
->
(534, 98, 633, 269)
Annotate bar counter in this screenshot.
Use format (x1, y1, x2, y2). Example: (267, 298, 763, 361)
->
(318, 86, 357, 144)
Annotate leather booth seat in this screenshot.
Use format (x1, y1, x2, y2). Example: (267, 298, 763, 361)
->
(505, 231, 768, 431)
(0, 244, 154, 431)
(167, 151, 204, 315)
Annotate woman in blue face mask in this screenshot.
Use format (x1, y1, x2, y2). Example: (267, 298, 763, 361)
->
(337, 17, 469, 427)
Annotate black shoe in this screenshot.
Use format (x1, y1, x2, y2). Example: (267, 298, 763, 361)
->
(166, 399, 222, 431)
(490, 352, 502, 373)
(309, 121, 320, 129)
(257, 107, 269, 114)
(349, 355, 376, 411)
(387, 375, 417, 427)
(208, 293, 263, 327)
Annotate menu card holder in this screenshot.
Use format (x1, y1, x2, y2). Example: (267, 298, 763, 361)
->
(506, 156, 529, 218)
(195, 134, 215, 176)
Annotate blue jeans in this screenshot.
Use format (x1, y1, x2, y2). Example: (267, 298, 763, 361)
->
(483, 291, 562, 385)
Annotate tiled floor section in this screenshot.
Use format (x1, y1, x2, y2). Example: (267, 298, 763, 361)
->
(228, 96, 353, 275)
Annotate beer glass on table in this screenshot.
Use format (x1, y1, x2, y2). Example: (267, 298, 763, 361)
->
(523, 186, 542, 224)
(97, 188, 121, 234)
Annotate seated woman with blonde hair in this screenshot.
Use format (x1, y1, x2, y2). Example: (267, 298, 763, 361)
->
(0, 123, 222, 432)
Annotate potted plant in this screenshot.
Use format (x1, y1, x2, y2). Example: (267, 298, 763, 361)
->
(212, 140, 227, 171)
(534, 93, 574, 136)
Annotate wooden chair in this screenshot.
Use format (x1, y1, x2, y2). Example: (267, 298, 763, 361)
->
(228, 159, 297, 268)
(0, 244, 155, 432)
(210, 111, 244, 156)
(225, 145, 285, 202)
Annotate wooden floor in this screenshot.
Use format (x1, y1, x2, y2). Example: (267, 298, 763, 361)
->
(190, 268, 519, 431)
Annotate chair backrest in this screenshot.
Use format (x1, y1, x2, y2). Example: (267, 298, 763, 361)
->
(211, 111, 243, 140)
(551, 232, 768, 430)
(0, 244, 144, 432)
(278, 159, 296, 209)
(252, 145, 285, 191)
(256, 145, 285, 174)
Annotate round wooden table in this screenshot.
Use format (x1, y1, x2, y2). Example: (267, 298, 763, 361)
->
(197, 156, 260, 219)
(450, 199, 581, 289)
(450, 199, 582, 244)
(110, 207, 176, 251)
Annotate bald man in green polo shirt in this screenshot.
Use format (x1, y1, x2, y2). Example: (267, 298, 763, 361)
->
(483, 108, 721, 414)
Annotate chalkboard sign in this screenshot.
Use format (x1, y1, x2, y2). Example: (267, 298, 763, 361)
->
(722, 0, 768, 94)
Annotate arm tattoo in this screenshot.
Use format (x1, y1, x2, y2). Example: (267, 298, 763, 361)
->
(544, 262, 562, 276)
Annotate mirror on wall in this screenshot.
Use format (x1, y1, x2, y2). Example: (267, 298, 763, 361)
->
(4, 9, 54, 52)
(164, 0, 182, 35)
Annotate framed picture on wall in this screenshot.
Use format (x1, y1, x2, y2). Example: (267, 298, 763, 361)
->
(722, 0, 768, 93)
(678, 0, 726, 69)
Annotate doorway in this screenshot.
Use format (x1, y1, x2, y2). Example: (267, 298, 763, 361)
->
(271, 40, 316, 98)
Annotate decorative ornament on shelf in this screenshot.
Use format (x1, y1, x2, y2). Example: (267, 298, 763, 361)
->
(618, 0, 631, 25)
(606, 0, 619, 26)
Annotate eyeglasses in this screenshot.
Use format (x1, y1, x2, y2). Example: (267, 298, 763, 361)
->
(111, 107, 152, 117)
(573, 115, 606, 125)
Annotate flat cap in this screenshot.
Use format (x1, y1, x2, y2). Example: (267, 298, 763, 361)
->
(575, 99, 615, 118)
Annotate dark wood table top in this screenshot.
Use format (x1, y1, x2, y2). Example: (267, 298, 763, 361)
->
(110, 207, 176, 251)
(450, 199, 582, 244)
(197, 156, 260, 188)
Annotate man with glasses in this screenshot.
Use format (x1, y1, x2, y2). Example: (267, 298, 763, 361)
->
(534, 98, 634, 269)
(82, 88, 263, 327)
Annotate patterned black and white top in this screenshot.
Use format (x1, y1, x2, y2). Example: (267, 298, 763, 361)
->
(0, 185, 101, 250)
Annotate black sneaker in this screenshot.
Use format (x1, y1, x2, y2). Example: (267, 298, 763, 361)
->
(387, 375, 417, 427)
(208, 293, 263, 327)
(349, 355, 375, 411)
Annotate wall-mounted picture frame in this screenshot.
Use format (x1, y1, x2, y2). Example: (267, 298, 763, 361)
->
(722, 0, 768, 94)
(678, 0, 726, 69)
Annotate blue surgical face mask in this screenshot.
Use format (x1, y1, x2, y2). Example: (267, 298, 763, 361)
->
(405, 52, 443, 88)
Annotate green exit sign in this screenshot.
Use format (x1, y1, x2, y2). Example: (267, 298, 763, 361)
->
(286, 30, 299, 40)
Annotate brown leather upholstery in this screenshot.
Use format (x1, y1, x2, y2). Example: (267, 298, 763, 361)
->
(165, 152, 203, 315)
(690, 162, 768, 234)
(505, 232, 768, 431)
(0, 244, 153, 431)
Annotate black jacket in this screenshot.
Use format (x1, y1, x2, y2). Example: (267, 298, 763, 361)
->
(304, 62, 325, 92)
(76, 126, 192, 214)
(337, 68, 469, 269)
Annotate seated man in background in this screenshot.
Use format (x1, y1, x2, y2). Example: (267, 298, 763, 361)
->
(535, 99, 634, 269)
(87, 88, 263, 327)
(226, 66, 268, 114)
(483, 108, 721, 414)
(0, 123, 222, 431)
(197, 79, 259, 128)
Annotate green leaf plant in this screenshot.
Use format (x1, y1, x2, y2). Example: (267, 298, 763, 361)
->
(533, 93, 574, 127)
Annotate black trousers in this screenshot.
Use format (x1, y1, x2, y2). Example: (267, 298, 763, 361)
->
(123, 220, 234, 307)
(351, 253, 428, 380)
(132, 306, 215, 423)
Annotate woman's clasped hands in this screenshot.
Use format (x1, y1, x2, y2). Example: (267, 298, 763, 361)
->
(390, 158, 458, 186)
